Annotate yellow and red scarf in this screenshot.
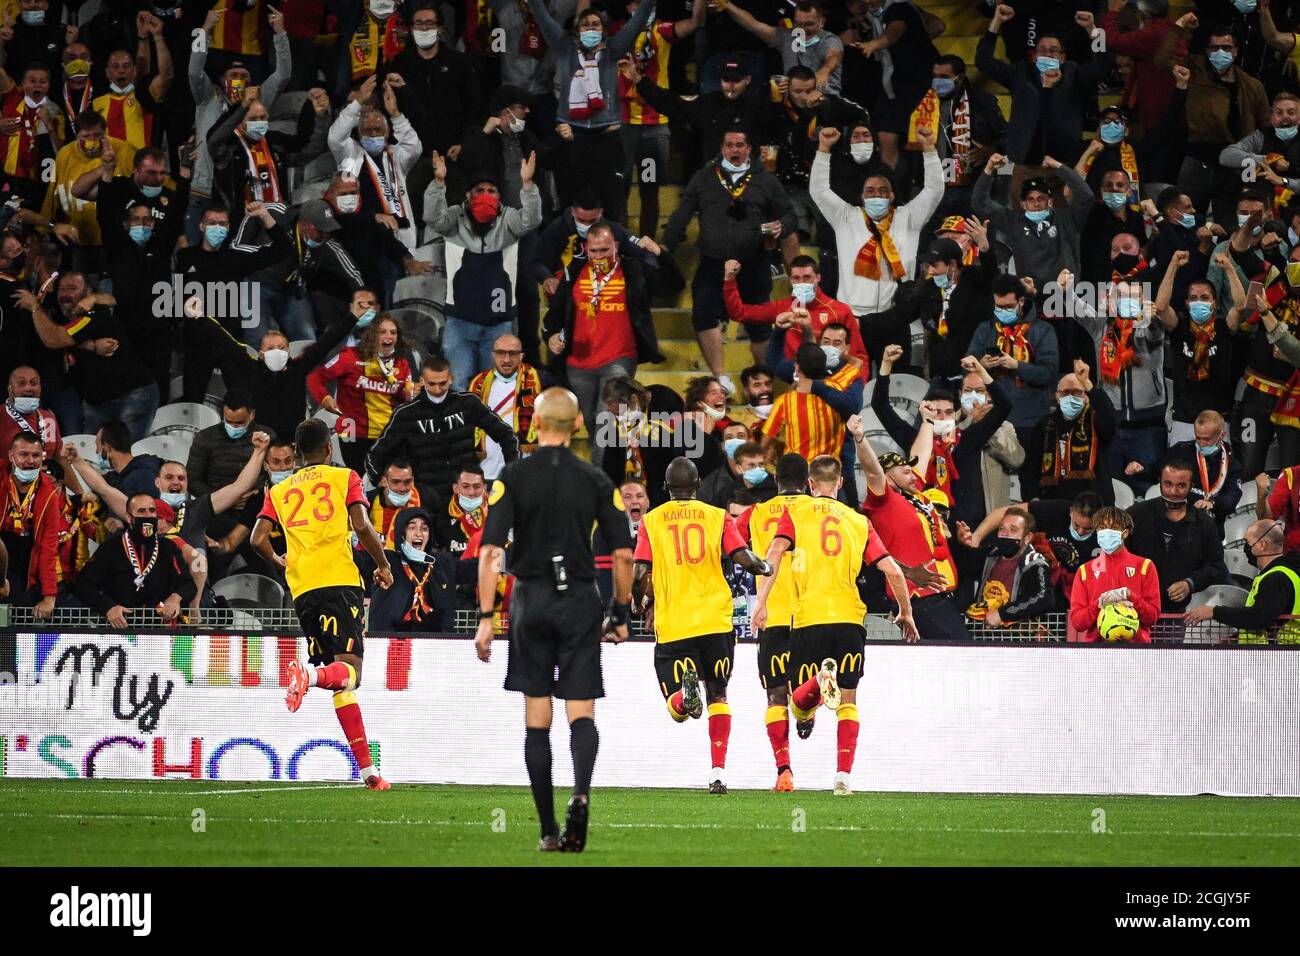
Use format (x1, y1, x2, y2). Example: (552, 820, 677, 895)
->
(1099, 321, 1140, 384)
(1266, 151, 1295, 219)
(996, 321, 1032, 367)
(1041, 408, 1098, 485)
(1188, 318, 1216, 382)
(236, 130, 283, 205)
(1085, 141, 1141, 205)
(449, 495, 486, 541)
(853, 209, 904, 281)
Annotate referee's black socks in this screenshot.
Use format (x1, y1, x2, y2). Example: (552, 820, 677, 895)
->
(569, 717, 599, 798)
(525, 728, 557, 837)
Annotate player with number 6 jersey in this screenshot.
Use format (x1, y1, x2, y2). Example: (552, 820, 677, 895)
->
(633, 457, 772, 794)
(753, 455, 918, 795)
(251, 419, 395, 790)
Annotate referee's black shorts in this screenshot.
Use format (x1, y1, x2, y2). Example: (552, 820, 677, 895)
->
(505, 579, 605, 700)
(790, 622, 866, 690)
(294, 585, 366, 665)
(757, 625, 792, 689)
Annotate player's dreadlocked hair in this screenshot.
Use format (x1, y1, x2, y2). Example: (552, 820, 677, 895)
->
(295, 418, 332, 459)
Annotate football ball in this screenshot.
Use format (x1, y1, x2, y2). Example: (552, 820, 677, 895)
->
(1097, 602, 1140, 642)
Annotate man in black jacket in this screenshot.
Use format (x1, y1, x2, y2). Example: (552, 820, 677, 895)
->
(365, 506, 475, 633)
(184, 296, 361, 441)
(662, 126, 796, 393)
(73, 493, 197, 630)
(1166, 410, 1243, 534)
(1126, 460, 1230, 613)
(908, 236, 999, 383)
(628, 57, 769, 167)
(958, 506, 1056, 628)
(366, 356, 520, 512)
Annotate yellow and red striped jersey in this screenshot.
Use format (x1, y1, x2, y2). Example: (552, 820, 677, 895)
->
(618, 21, 677, 125)
(765, 390, 842, 461)
(92, 91, 154, 151)
(212, 0, 268, 57)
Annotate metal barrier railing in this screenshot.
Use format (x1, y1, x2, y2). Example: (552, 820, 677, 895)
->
(3, 605, 1296, 645)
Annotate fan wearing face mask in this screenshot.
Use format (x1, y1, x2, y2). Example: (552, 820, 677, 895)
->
(72, 492, 197, 631)
(1220, 90, 1300, 205)
(1185, 518, 1300, 638)
(1, 366, 60, 459)
(923, 54, 1006, 205)
(0, 432, 63, 616)
(961, 507, 1056, 629)
(343, 0, 410, 87)
(911, 234, 997, 382)
(1079, 172, 1150, 286)
(1067, 506, 1161, 644)
(1036, 360, 1118, 506)
(327, 74, 423, 251)
(92, 41, 173, 154)
(324, 173, 434, 306)
(366, 506, 477, 633)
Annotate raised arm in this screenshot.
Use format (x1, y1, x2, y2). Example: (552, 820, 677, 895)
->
(1154, 251, 1188, 331)
(847, 413, 886, 497)
(64, 445, 129, 519)
(210, 433, 270, 513)
(723, 2, 777, 46)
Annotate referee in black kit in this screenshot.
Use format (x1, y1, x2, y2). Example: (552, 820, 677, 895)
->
(475, 388, 635, 853)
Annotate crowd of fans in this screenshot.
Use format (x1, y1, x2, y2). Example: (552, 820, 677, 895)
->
(5, 0, 1300, 642)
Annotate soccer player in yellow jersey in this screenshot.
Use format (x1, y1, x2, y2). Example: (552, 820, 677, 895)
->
(633, 457, 772, 794)
(753, 455, 918, 795)
(737, 453, 811, 792)
(252, 419, 395, 790)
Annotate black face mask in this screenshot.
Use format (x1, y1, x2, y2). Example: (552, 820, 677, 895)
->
(1162, 496, 1188, 512)
(992, 536, 1021, 558)
(132, 516, 157, 541)
(1111, 252, 1141, 275)
(1245, 546, 1260, 569)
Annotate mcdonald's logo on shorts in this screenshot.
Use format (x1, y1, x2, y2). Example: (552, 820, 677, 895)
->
(797, 663, 818, 685)
(840, 652, 863, 674)
(770, 652, 790, 675)
(713, 657, 732, 679)
(320, 615, 338, 636)
(672, 657, 698, 684)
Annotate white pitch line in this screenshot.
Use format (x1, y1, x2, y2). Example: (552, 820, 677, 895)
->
(1, 810, 1298, 840)
(3, 784, 358, 796)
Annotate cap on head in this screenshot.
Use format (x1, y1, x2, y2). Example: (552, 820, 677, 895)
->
(877, 451, 919, 472)
(921, 237, 963, 266)
(720, 60, 746, 82)
(299, 199, 340, 234)
(488, 85, 532, 116)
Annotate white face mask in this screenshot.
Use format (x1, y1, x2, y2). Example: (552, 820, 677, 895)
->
(110, 81, 134, 95)
(413, 29, 440, 49)
(931, 418, 956, 439)
(370, 0, 396, 18)
(23, 95, 46, 110)
(703, 404, 726, 421)
(850, 141, 874, 164)
(750, 402, 773, 419)
(335, 194, 360, 214)
(508, 113, 526, 134)
(262, 348, 290, 372)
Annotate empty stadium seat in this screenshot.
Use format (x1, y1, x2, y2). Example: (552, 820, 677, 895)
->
(1111, 479, 1135, 509)
(132, 433, 194, 464)
(212, 573, 286, 610)
(62, 434, 102, 469)
(149, 402, 221, 436)
(1223, 543, 1259, 581)
(1223, 511, 1256, 544)
(288, 339, 315, 359)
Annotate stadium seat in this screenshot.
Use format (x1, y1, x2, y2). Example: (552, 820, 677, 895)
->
(1237, 480, 1258, 509)
(1111, 479, 1135, 509)
(388, 302, 445, 354)
(149, 402, 221, 436)
(204, 369, 227, 409)
(212, 573, 286, 610)
(1223, 543, 1259, 581)
(1223, 510, 1256, 544)
(1144, 484, 1162, 501)
(62, 434, 103, 470)
(168, 374, 185, 402)
(132, 433, 194, 464)
(1188, 584, 1248, 609)
(288, 339, 315, 359)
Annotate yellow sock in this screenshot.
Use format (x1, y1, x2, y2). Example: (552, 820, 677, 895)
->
(791, 701, 817, 722)
(765, 704, 789, 725)
(836, 703, 858, 722)
(707, 702, 731, 718)
(342, 662, 358, 690)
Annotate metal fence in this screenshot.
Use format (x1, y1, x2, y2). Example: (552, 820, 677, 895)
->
(4, 605, 1297, 645)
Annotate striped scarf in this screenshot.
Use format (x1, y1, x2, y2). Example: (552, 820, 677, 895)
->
(853, 209, 904, 281)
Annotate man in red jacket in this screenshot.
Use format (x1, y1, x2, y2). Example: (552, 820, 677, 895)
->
(1097, 3, 1186, 134)
(722, 255, 867, 364)
(1068, 506, 1162, 643)
(1, 367, 61, 458)
(0, 432, 66, 617)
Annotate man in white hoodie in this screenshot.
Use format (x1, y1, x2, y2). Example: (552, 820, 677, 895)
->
(809, 124, 943, 372)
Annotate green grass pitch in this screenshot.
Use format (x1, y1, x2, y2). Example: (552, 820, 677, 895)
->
(2, 780, 1298, 866)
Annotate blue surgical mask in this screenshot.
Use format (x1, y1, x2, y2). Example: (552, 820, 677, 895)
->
(959, 391, 986, 413)
(13, 465, 40, 483)
(129, 224, 152, 245)
(931, 77, 956, 97)
(742, 467, 769, 485)
(1068, 524, 1091, 543)
(139, 184, 162, 198)
(1116, 298, 1143, 319)
(1025, 208, 1051, 223)
(1188, 301, 1214, 323)
(244, 120, 270, 141)
(1059, 395, 1086, 420)
(12, 396, 39, 414)
(792, 282, 816, 304)
(994, 306, 1019, 325)
(575, 220, 591, 237)
(401, 541, 429, 563)
(1096, 528, 1124, 554)
(458, 494, 484, 512)
(803, 33, 821, 47)
(720, 158, 749, 174)
(161, 491, 187, 508)
(1179, 212, 1197, 229)
(1099, 122, 1125, 145)
(932, 272, 951, 289)
(21, 10, 45, 24)
(1290, 226, 1299, 247)
(304, 236, 322, 248)
(387, 489, 412, 506)
(580, 29, 602, 49)
(357, 308, 377, 328)
(269, 470, 293, 485)
(1197, 443, 1220, 457)
(864, 197, 891, 220)
(724, 438, 744, 461)
(1102, 191, 1128, 211)
(361, 136, 387, 154)
(224, 422, 248, 440)
(1209, 49, 1235, 73)
(1277, 125, 1299, 142)
(1234, 0, 1258, 13)
(821, 345, 842, 369)
(204, 224, 229, 247)
(1035, 56, 1060, 75)
(1237, 213, 1262, 235)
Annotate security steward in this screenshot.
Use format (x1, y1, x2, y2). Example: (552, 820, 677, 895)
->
(1185, 519, 1300, 643)
(475, 387, 634, 854)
